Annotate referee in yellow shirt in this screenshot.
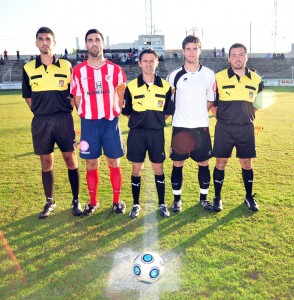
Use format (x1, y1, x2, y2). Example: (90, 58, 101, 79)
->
(22, 27, 81, 219)
(212, 43, 263, 212)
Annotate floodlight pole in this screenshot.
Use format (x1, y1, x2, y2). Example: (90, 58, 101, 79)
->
(250, 21, 252, 54)
(145, 0, 153, 35)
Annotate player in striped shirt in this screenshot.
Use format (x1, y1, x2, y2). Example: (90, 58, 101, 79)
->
(71, 29, 127, 216)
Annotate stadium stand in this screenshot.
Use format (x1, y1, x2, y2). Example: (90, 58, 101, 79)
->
(0, 59, 23, 83)
(1, 56, 294, 84)
(113, 56, 294, 80)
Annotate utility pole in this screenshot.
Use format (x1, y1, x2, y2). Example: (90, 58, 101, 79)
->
(191, 27, 197, 36)
(273, 0, 278, 52)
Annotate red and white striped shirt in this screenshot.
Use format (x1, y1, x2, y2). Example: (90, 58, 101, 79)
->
(71, 60, 126, 120)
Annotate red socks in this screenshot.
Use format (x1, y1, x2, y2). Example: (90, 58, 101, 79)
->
(86, 167, 122, 206)
(109, 166, 122, 204)
(86, 169, 99, 206)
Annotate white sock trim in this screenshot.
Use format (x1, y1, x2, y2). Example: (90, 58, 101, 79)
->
(200, 188, 209, 194)
(172, 189, 182, 195)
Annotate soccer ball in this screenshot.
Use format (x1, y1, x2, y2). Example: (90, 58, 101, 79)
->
(133, 251, 164, 284)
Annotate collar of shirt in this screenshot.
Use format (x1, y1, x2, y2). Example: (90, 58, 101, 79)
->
(228, 66, 251, 79)
(183, 64, 203, 73)
(35, 55, 61, 69)
(137, 73, 164, 88)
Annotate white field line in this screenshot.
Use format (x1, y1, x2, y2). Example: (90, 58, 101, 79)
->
(107, 160, 180, 298)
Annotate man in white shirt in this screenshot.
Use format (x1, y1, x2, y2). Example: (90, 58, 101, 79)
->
(166, 35, 216, 213)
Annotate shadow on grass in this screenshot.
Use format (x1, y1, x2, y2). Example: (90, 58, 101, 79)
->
(159, 203, 255, 255)
(0, 206, 150, 298)
(0, 102, 22, 106)
(0, 202, 255, 299)
(14, 146, 60, 158)
(15, 152, 35, 158)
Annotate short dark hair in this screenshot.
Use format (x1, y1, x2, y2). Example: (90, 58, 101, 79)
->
(36, 27, 54, 40)
(139, 48, 158, 61)
(182, 35, 201, 49)
(229, 43, 247, 56)
(85, 29, 104, 43)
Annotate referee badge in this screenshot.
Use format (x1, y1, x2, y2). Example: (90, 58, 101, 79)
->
(158, 100, 163, 107)
(249, 92, 253, 98)
(59, 80, 64, 87)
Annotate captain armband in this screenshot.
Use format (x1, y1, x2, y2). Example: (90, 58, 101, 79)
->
(117, 83, 126, 92)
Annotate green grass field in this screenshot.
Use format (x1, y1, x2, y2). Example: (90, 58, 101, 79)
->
(0, 88, 293, 300)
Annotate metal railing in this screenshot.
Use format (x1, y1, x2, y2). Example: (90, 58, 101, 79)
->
(2, 68, 11, 83)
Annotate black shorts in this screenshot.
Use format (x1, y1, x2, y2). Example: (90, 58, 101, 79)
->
(127, 128, 165, 163)
(170, 127, 213, 162)
(32, 113, 76, 155)
(213, 121, 256, 158)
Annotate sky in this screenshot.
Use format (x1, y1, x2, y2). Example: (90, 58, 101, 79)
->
(0, 0, 293, 56)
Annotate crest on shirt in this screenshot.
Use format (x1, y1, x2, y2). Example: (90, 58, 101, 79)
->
(105, 75, 110, 82)
(70, 79, 76, 89)
(59, 80, 64, 87)
(212, 81, 216, 92)
(96, 81, 102, 91)
(249, 92, 254, 98)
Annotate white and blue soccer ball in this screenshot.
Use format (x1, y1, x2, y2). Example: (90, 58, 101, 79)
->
(133, 251, 164, 284)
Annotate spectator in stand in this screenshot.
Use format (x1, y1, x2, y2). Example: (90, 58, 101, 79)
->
(222, 47, 225, 57)
(120, 54, 127, 65)
(213, 47, 217, 58)
(16, 49, 20, 60)
(4, 49, 8, 60)
(0, 55, 4, 68)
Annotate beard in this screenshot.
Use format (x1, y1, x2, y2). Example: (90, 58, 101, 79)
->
(90, 52, 98, 57)
(232, 60, 246, 70)
(40, 48, 49, 55)
(88, 47, 102, 58)
(234, 65, 243, 70)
